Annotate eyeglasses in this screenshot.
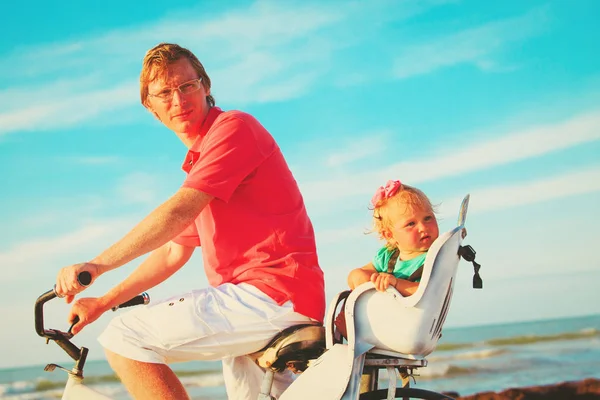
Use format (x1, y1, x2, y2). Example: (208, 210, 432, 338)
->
(147, 78, 203, 103)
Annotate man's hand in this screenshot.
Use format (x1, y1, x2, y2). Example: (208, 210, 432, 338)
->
(55, 262, 99, 303)
(68, 297, 108, 336)
(370, 272, 397, 292)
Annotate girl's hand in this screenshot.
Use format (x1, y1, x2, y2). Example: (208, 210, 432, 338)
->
(370, 272, 397, 292)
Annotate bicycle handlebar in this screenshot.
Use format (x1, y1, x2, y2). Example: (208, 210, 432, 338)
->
(78, 271, 92, 286)
(35, 272, 150, 361)
(111, 292, 150, 311)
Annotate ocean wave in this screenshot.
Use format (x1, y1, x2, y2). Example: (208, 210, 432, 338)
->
(181, 372, 225, 388)
(483, 328, 599, 346)
(436, 342, 473, 351)
(436, 328, 600, 352)
(0, 368, 224, 399)
(1, 388, 63, 400)
(0, 381, 36, 396)
(429, 348, 507, 362)
(414, 363, 479, 379)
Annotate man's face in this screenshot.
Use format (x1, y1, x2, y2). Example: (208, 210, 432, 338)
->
(146, 58, 211, 139)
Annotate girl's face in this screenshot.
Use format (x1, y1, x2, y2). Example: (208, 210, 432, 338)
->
(383, 204, 439, 260)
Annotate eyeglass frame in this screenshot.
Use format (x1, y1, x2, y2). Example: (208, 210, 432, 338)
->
(147, 78, 204, 103)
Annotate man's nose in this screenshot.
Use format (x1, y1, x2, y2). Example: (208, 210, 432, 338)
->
(171, 89, 186, 106)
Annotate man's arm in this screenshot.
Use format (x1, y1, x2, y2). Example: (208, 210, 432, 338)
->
(95, 187, 211, 272)
(68, 240, 195, 335)
(56, 187, 212, 299)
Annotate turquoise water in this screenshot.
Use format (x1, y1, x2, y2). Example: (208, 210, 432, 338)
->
(2, 313, 599, 399)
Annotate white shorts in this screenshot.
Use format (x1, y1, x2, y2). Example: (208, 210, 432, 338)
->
(98, 283, 315, 398)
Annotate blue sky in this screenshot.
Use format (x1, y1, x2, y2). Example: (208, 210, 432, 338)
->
(0, 0, 599, 368)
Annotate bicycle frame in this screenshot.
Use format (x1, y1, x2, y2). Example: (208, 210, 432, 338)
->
(61, 374, 112, 400)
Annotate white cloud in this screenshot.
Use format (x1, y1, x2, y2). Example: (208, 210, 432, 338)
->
(439, 167, 600, 218)
(0, 82, 138, 136)
(0, 219, 134, 283)
(393, 7, 547, 79)
(0, 0, 454, 137)
(116, 172, 163, 206)
(313, 167, 600, 263)
(325, 133, 389, 168)
(300, 109, 600, 207)
(316, 225, 368, 246)
(63, 156, 122, 165)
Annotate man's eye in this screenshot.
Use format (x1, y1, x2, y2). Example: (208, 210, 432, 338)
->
(158, 89, 172, 98)
(180, 83, 194, 91)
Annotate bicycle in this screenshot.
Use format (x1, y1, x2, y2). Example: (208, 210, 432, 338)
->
(36, 195, 478, 399)
(35, 289, 452, 400)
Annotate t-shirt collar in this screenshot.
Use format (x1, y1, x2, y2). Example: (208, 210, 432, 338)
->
(181, 106, 222, 172)
(190, 106, 222, 151)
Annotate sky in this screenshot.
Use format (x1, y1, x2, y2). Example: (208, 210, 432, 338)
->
(0, 0, 599, 368)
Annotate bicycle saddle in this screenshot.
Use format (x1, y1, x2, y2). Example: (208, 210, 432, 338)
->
(252, 323, 326, 373)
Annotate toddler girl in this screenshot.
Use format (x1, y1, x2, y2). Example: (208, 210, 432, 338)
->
(347, 179, 439, 295)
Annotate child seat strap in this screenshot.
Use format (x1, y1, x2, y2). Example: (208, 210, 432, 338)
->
(458, 245, 483, 289)
(386, 249, 424, 282)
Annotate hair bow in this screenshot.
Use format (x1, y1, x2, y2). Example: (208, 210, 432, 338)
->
(371, 180, 402, 207)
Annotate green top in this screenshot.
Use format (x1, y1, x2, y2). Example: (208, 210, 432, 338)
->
(372, 248, 427, 281)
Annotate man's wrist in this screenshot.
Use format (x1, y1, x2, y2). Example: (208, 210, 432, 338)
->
(89, 259, 112, 275)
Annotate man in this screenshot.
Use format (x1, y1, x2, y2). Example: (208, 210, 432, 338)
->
(55, 42, 325, 400)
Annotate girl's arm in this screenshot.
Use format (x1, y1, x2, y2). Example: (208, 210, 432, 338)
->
(348, 262, 377, 289)
(371, 273, 419, 296)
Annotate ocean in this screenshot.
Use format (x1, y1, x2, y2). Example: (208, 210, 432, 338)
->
(2, 313, 599, 399)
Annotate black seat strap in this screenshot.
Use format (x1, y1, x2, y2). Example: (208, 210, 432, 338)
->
(387, 248, 423, 282)
(458, 245, 483, 289)
(387, 248, 399, 274)
(406, 265, 423, 282)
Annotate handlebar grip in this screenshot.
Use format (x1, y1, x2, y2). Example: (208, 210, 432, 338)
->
(78, 271, 92, 286)
(112, 293, 150, 311)
(68, 293, 150, 335)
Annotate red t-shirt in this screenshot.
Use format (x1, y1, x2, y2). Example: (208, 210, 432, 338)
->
(173, 107, 325, 322)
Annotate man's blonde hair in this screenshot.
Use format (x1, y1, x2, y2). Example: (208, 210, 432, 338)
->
(372, 184, 436, 248)
(140, 43, 215, 108)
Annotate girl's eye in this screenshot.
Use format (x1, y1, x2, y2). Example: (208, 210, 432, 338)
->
(424, 215, 433, 221)
(405, 221, 415, 227)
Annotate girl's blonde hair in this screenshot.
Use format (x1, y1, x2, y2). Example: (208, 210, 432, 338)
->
(371, 183, 436, 248)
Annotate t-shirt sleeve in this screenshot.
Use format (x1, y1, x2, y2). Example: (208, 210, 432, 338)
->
(183, 114, 274, 202)
(172, 221, 200, 247)
(372, 247, 392, 273)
